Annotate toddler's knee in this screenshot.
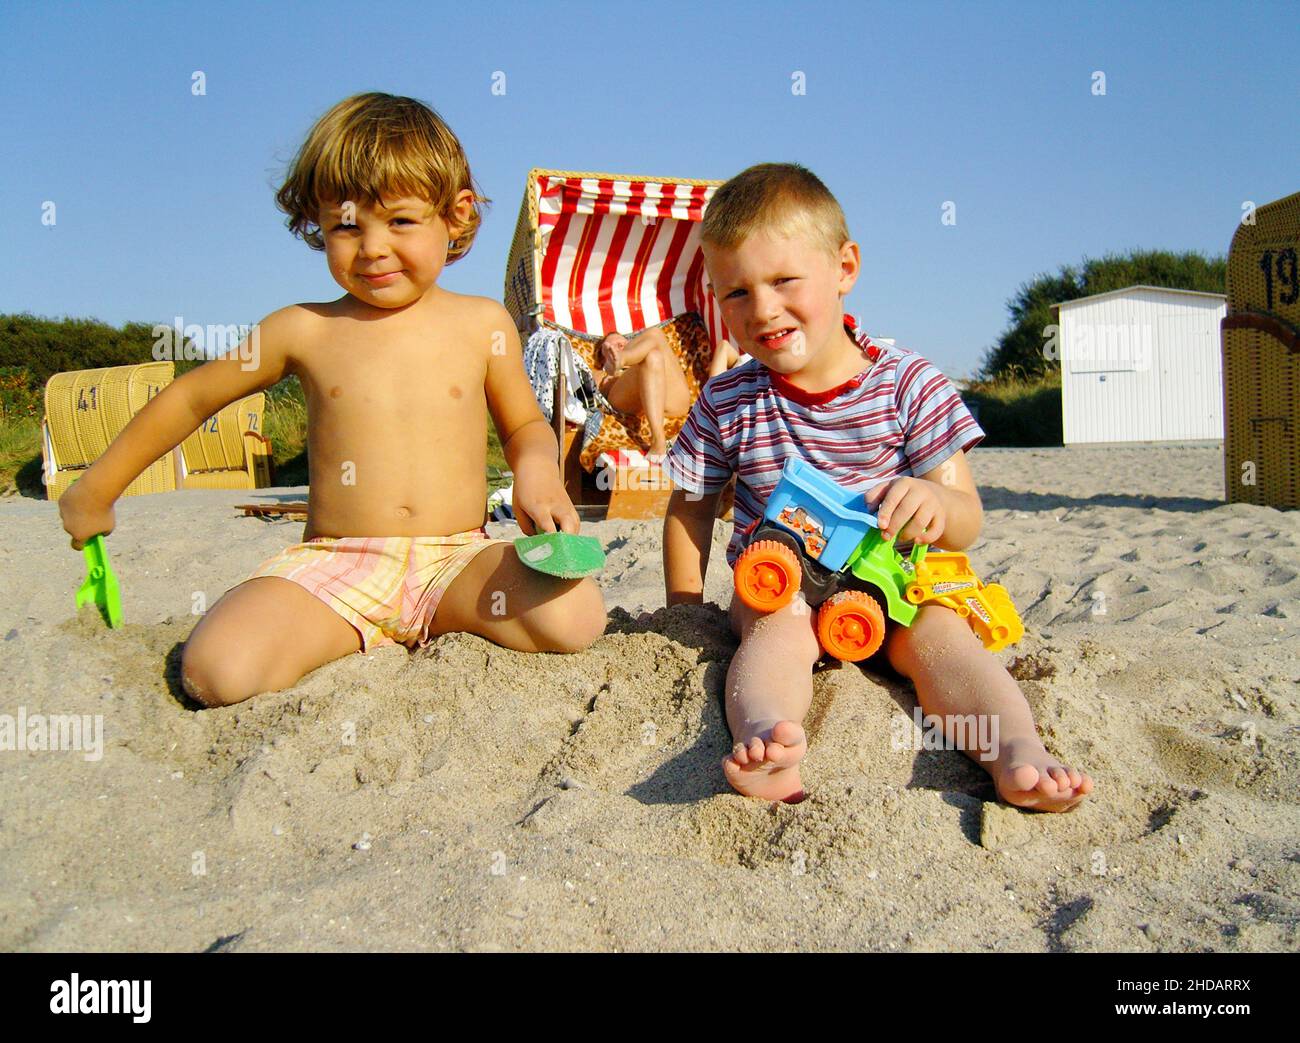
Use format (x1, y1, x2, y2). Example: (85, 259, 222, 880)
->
(884, 623, 918, 677)
(885, 604, 973, 675)
(180, 643, 264, 708)
(530, 579, 606, 653)
(742, 600, 820, 664)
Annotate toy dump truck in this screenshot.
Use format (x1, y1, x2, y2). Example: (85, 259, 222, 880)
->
(734, 458, 1023, 661)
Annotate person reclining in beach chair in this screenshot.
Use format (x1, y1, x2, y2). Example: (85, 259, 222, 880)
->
(58, 92, 606, 708)
(596, 324, 741, 461)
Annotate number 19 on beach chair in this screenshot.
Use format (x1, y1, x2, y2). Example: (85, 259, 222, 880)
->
(1222, 189, 1300, 510)
(504, 168, 733, 519)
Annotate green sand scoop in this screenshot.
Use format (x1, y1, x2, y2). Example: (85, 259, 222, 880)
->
(513, 532, 606, 579)
(76, 534, 122, 628)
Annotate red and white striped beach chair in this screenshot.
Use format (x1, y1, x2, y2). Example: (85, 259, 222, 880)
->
(505, 168, 734, 519)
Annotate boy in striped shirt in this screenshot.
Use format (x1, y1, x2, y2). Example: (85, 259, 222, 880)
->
(663, 163, 1092, 811)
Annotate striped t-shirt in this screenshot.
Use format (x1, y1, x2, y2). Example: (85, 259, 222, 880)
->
(663, 315, 985, 567)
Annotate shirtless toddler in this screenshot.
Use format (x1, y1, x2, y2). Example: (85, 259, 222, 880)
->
(58, 92, 606, 706)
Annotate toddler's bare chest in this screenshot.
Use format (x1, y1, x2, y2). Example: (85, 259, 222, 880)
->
(299, 344, 486, 419)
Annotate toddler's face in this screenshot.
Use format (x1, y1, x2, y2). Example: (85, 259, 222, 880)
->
(704, 230, 857, 377)
(318, 191, 473, 309)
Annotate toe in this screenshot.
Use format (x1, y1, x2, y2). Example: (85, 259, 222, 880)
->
(770, 720, 807, 749)
(731, 742, 749, 767)
(1006, 762, 1041, 794)
(748, 736, 765, 762)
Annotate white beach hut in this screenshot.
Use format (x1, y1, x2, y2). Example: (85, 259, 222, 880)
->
(1050, 286, 1226, 445)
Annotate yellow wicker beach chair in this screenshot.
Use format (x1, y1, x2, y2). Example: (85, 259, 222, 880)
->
(178, 393, 273, 489)
(42, 361, 177, 499)
(1222, 190, 1300, 509)
(505, 168, 730, 519)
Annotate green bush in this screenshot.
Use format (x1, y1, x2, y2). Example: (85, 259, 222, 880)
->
(0, 366, 40, 421)
(962, 370, 1062, 447)
(1, 313, 185, 390)
(978, 249, 1226, 381)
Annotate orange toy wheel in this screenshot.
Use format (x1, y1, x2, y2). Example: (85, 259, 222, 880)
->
(734, 540, 802, 612)
(817, 591, 886, 662)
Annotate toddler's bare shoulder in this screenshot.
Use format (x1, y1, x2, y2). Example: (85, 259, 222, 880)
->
(273, 300, 346, 335)
(461, 293, 515, 329)
(443, 293, 520, 348)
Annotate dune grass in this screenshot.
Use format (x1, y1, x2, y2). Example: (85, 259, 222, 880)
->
(0, 414, 43, 496)
(961, 369, 1063, 447)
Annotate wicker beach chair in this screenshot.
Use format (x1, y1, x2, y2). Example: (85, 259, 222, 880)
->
(1222, 190, 1300, 509)
(178, 392, 273, 489)
(505, 168, 732, 519)
(42, 361, 177, 499)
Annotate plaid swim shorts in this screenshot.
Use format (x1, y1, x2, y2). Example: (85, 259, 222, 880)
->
(246, 529, 509, 652)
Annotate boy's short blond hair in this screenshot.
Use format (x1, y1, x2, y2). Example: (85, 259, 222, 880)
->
(275, 92, 489, 261)
(701, 162, 850, 260)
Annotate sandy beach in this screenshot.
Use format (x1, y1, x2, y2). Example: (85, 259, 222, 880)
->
(0, 444, 1296, 952)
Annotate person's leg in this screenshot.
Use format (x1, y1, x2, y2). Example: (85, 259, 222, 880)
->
(636, 347, 669, 457)
(884, 604, 1093, 811)
(180, 577, 364, 707)
(720, 593, 820, 802)
(424, 542, 606, 653)
(602, 329, 693, 457)
(604, 351, 667, 456)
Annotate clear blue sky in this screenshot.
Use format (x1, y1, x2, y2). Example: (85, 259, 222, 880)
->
(2, 0, 1296, 376)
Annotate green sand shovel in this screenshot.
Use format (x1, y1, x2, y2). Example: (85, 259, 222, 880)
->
(76, 534, 122, 628)
(513, 531, 606, 579)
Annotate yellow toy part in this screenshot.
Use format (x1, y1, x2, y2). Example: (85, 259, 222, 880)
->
(904, 551, 1025, 652)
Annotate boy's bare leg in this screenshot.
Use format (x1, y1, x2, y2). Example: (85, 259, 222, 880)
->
(885, 604, 1094, 812)
(426, 543, 606, 652)
(181, 577, 363, 707)
(721, 594, 819, 802)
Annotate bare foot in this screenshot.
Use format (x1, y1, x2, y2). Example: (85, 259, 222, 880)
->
(722, 720, 808, 803)
(991, 735, 1093, 812)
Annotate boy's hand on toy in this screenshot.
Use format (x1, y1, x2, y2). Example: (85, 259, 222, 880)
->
(512, 472, 580, 536)
(58, 482, 116, 551)
(867, 477, 945, 545)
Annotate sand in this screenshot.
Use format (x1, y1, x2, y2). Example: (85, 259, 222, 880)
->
(0, 444, 1296, 951)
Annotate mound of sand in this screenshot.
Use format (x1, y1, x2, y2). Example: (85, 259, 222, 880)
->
(0, 446, 1296, 951)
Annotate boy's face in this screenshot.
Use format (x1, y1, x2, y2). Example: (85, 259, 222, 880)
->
(318, 190, 474, 308)
(704, 229, 859, 378)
